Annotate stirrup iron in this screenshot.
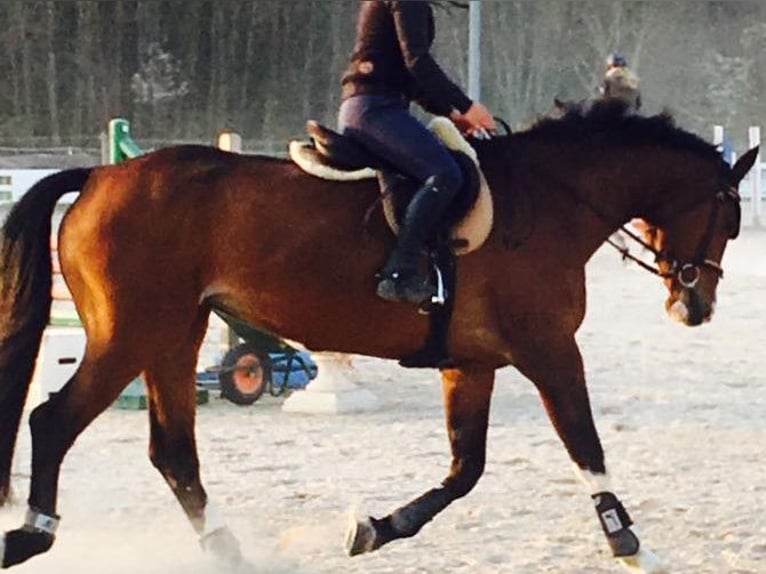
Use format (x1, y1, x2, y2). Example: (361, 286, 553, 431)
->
(418, 262, 446, 315)
(432, 263, 446, 305)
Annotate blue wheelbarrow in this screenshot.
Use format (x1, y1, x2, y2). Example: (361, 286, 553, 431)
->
(202, 310, 318, 405)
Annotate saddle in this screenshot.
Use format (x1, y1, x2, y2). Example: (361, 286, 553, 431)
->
(289, 118, 493, 255)
(289, 119, 494, 369)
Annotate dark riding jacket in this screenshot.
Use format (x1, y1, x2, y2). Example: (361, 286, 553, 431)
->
(341, 0, 473, 117)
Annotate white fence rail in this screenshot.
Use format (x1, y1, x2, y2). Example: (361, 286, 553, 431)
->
(0, 169, 59, 204)
(714, 125, 764, 227)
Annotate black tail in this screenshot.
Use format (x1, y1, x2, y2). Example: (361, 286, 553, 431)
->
(0, 167, 92, 505)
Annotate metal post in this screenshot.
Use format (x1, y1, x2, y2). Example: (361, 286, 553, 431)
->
(468, 1, 482, 101)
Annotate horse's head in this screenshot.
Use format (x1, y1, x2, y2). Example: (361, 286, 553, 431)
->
(635, 147, 758, 326)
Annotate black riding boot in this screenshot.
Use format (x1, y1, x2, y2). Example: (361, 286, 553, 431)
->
(377, 177, 454, 305)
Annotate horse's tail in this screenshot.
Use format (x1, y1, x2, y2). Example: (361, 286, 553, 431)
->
(0, 167, 92, 506)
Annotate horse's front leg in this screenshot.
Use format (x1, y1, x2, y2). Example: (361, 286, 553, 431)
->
(346, 366, 494, 555)
(143, 329, 242, 567)
(515, 334, 668, 574)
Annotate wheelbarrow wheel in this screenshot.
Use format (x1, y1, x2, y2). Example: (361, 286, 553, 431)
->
(219, 343, 272, 405)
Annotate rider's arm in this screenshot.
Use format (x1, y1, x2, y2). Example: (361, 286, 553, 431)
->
(390, 1, 472, 117)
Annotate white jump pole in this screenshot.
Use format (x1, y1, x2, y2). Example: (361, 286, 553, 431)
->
(748, 126, 762, 227)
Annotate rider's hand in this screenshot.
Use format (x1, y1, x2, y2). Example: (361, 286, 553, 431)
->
(451, 102, 496, 138)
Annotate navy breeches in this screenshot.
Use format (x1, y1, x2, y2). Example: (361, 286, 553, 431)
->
(338, 94, 463, 198)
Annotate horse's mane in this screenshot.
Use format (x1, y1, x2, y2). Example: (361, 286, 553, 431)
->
(518, 99, 720, 161)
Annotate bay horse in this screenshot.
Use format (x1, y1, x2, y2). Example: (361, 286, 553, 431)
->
(0, 104, 758, 572)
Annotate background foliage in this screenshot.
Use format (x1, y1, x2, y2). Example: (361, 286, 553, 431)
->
(0, 1, 764, 153)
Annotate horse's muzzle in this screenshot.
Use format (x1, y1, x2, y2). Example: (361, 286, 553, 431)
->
(666, 288, 714, 326)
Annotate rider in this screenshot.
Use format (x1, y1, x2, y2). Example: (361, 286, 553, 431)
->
(600, 53, 641, 112)
(338, 0, 496, 306)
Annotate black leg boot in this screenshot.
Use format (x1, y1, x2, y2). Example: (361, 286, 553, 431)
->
(376, 177, 454, 306)
(398, 243, 457, 369)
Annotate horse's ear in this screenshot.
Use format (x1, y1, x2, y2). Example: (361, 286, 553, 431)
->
(730, 146, 759, 185)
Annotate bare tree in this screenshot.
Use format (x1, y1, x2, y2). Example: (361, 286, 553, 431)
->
(44, 2, 61, 143)
(0, 0, 764, 151)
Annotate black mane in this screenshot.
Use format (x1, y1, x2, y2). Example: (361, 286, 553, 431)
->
(519, 99, 721, 161)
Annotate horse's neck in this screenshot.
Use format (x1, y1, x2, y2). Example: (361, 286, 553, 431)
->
(506, 153, 645, 253)
(531, 145, 705, 224)
(486, 137, 719, 266)
(610, 150, 717, 223)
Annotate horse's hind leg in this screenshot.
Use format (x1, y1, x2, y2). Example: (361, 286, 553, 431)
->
(515, 334, 667, 574)
(143, 307, 242, 565)
(346, 365, 494, 555)
(1, 341, 144, 568)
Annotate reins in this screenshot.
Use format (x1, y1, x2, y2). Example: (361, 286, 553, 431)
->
(523, 161, 740, 287)
(605, 227, 670, 278)
(607, 186, 740, 287)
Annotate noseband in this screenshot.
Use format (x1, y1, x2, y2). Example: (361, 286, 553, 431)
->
(608, 186, 741, 288)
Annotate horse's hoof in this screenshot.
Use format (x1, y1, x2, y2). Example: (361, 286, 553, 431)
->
(1, 529, 55, 568)
(344, 516, 377, 556)
(608, 527, 640, 557)
(200, 526, 242, 566)
(617, 547, 669, 574)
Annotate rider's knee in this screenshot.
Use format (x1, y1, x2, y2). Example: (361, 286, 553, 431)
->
(430, 161, 463, 199)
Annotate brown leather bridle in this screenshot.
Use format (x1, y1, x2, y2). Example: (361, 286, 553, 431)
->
(607, 186, 741, 288)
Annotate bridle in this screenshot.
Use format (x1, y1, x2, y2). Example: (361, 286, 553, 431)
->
(486, 128, 742, 289)
(607, 186, 741, 288)
(527, 158, 743, 287)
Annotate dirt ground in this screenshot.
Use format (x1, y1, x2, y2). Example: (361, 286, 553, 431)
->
(2, 231, 765, 574)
